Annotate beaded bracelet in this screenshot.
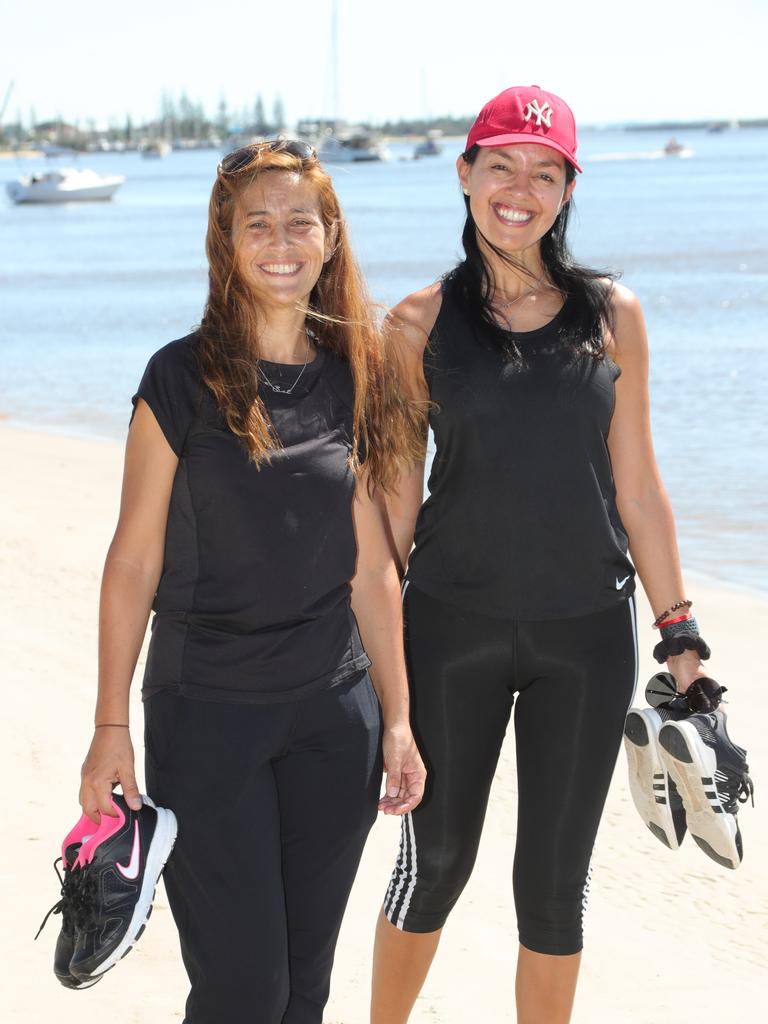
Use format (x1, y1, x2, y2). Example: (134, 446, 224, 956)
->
(652, 599, 692, 629)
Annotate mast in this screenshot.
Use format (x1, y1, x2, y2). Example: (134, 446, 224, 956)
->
(330, 0, 339, 124)
(0, 80, 15, 125)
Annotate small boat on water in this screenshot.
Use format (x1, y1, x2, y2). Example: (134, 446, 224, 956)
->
(6, 166, 125, 203)
(140, 140, 171, 159)
(413, 129, 443, 158)
(663, 137, 688, 157)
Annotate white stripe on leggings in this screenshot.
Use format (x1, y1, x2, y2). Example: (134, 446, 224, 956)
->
(383, 815, 407, 910)
(384, 814, 410, 921)
(580, 597, 637, 928)
(383, 578, 413, 926)
(396, 812, 418, 929)
(385, 585, 421, 929)
(628, 594, 639, 705)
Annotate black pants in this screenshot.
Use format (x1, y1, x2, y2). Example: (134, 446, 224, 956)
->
(383, 584, 637, 955)
(145, 672, 382, 1024)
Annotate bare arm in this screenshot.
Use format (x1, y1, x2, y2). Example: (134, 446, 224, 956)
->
(386, 461, 426, 576)
(608, 285, 705, 689)
(350, 475, 426, 814)
(382, 282, 441, 572)
(79, 399, 178, 821)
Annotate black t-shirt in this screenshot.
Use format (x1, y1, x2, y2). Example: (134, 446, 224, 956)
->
(132, 333, 370, 703)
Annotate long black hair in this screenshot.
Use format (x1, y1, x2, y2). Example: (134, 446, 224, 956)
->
(448, 144, 616, 363)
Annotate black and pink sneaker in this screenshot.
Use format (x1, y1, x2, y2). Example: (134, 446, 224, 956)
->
(36, 812, 102, 989)
(68, 792, 177, 983)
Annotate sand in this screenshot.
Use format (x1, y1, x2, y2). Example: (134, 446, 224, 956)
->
(1, 424, 765, 1023)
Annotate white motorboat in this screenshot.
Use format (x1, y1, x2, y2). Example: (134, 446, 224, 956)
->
(317, 129, 390, 163)
(6, 166, 125, 203)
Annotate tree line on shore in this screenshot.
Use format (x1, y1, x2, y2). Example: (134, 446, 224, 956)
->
(0, 89, 475, 151)
(4, 87, 764, 152)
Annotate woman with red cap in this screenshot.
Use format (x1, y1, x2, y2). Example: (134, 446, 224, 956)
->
(369, 86, 709, 1022)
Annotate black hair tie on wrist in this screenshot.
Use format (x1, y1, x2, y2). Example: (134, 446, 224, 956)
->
(653, 634, 711, 664)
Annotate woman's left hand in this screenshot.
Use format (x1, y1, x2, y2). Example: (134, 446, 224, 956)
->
(379, 722, 427, 815)
(666, 649, 709, 694)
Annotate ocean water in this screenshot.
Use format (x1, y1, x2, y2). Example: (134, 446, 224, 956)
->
(1, 130, 766, 592)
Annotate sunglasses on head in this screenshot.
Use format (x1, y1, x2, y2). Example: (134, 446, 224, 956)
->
(218, 139, 317, 175)
(645, 672, 728, 715)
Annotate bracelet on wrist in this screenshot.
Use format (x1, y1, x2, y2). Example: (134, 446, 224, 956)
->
(652, 599, 692, 629)
(94, 723, 130, 729)
(660, 615, 701, 641)
(656, 612, 692, 629)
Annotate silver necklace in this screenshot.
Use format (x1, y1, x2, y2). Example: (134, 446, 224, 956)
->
(258, 331, 311, 395)
(494, 283, 542, 311)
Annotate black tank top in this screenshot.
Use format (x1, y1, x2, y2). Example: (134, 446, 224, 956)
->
(407, 280, 635, 620)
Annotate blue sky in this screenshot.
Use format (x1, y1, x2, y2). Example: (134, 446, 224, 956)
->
(3, 0, 766, 127)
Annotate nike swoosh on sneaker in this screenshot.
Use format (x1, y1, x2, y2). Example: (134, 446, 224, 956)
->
(616, 575, 631, 590)
(116, 821, 141, 880)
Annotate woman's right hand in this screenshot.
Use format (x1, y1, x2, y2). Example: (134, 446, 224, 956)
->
(79, 727, 143, 824)
(379, 721, 427, 815)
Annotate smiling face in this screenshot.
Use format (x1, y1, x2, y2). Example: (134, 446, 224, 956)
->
(231, 171, 331, 313)
(457, 144, 576, 259)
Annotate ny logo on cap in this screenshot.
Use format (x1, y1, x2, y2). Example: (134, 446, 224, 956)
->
(523, 99, 552, 128)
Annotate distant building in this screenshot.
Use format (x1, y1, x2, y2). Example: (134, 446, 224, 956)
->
(34, 120, 82, 144)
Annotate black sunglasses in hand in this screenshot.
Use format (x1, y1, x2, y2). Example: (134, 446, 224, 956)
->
(645, 671, 728, 714)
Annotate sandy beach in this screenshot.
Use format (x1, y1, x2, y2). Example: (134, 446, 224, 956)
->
(1, 423, 764, 1023)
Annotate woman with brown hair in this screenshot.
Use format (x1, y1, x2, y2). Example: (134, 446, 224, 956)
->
(76, 140, 427, 1023)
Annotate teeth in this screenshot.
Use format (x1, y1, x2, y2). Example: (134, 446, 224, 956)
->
(261, 263, 300, 274)
(496, 206, 533, 223)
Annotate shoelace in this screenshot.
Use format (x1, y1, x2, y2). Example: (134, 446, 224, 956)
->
(66, 864, 100, 937)
(35, 857, 83, 940)
(73, 869, 100, 934)
(721, 765, 755, 816)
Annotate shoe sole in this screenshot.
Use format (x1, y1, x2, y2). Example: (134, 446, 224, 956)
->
(623, 709, 685, 850)
(56, 969, 102, 990)
(73, 806, 178, 980)
(658, 721, 742, 870)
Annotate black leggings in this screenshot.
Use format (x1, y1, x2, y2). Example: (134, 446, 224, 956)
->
(145, 672, 382, 1024)
(383, 584, 636, 955)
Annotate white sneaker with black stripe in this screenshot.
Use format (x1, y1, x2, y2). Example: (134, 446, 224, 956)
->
(658, 710, 754, 870)
(624, 706, 688, 850)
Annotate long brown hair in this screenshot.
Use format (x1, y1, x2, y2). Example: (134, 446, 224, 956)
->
(198, 142, 425, 489)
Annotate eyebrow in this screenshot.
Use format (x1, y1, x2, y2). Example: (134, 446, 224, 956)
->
(244, 207, 317, 216)
(487, 151, 562, 169)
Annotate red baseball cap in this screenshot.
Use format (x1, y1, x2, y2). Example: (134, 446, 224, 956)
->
(465, 85, 581, 173)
